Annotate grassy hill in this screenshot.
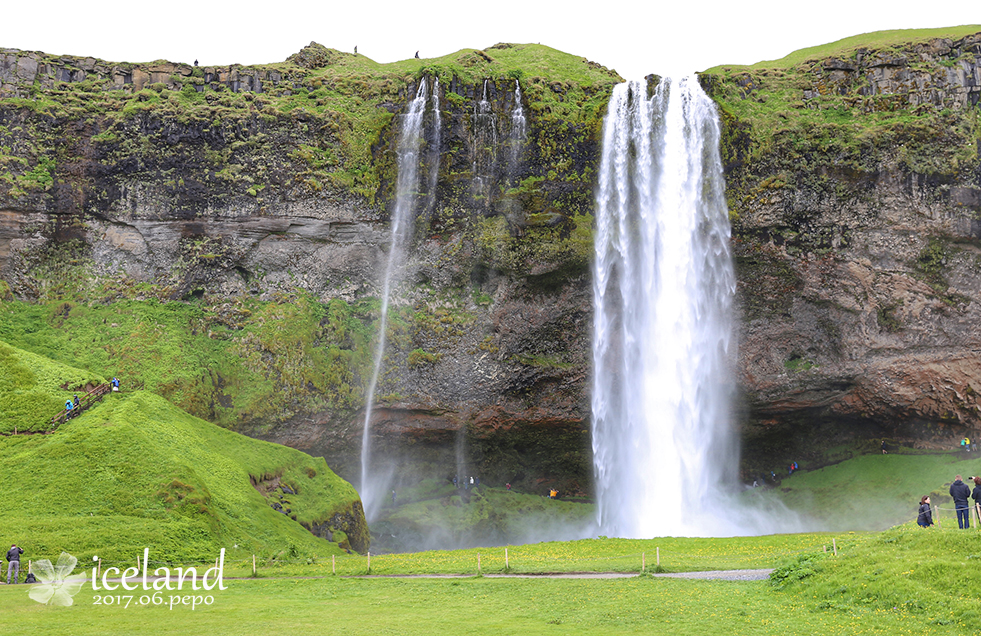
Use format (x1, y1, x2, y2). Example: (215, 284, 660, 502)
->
(0, 338, 105, 433)
(761, 449, 981, 530)
(708, 25, 981, 72)
(0, 339, 367, 563)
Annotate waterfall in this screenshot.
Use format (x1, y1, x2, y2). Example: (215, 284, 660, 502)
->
(360, 78, 431, 521)
(591, 77, 740, 538)
(508, 80, 526, 180)
(424, 78, 442, 217)
(471, 79, 498, 205)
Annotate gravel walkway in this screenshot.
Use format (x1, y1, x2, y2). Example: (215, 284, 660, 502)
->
(650, 569, 774, 581)
(350, 569, 774, 581)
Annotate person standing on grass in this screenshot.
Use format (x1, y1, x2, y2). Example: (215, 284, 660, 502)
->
(6, 544, 23, 584)
(950, 475, 972, 529)
(972, 477, 981, 520)
(917, 496, 934, 527)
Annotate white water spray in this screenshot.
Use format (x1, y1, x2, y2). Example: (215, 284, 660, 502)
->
(360, 79, 431, 520)
(591, 77, 742, 538)
(508, 80, 526, 177)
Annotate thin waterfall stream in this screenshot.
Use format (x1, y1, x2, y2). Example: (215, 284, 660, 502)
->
(359, 78, 432, 521)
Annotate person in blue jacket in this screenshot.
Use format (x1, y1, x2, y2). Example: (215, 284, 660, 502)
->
(950, 475, 972, 529)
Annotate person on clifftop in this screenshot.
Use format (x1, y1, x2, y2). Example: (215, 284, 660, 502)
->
(917, 496, 934, 527)
(950, 475, 972, 529)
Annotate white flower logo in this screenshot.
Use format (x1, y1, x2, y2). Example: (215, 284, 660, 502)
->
(28, 552, 87, 606)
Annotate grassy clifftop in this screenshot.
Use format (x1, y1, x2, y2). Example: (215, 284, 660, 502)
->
(0, 338, 367, 561)
(0, 41, 619, 206)
(704, 26, 981, 220)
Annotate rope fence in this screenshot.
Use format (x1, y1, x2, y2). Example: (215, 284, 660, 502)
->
(29, 505, 979, 583)
(37, 540, 849, 581)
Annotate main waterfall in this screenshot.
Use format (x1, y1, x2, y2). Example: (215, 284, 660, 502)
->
(591, 77, 740, 538)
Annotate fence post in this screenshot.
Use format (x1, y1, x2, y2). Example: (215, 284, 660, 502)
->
(477, 553, 481, 575)
(934, 505, 942, 529)
(656, 547, 660, 567)
(367, 551, 370, 574)
(137, 553, 140, 571)
(332, 554, 336, 575)
(832, 538, 837, 556)
(253, 554, 256, 576)
(642, 552, 645, 573)
(97, 558, 101, 578)
(505, 547, 509, 570)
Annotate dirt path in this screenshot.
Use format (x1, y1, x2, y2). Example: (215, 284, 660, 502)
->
(349, 569, 774, 581)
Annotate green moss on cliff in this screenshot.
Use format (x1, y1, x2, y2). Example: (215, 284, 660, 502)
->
(0, 291, 378, 433)
(703, 28, 981, 219)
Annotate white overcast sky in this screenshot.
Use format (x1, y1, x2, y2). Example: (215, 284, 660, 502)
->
(3, 1, 980, 79)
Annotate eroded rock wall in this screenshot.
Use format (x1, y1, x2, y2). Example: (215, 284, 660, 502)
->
(711, 31, 981, 471)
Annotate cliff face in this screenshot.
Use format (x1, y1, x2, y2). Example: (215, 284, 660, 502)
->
(2, 32, 981, 490)
(0, 43, 616, 494)
(709, 31, 981, 469)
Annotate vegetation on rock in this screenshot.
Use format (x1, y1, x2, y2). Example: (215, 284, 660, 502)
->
(0, 339, 367, 558)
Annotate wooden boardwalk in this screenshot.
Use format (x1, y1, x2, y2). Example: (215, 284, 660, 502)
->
(47, 382, 114, 432)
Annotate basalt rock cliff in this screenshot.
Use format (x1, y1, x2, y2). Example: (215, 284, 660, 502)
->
(1, 30, 981, 493)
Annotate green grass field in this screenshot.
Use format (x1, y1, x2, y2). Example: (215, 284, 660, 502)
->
(1, 526, 978, 635)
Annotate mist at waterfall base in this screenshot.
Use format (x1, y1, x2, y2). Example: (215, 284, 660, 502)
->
(591, 77, 803, 539)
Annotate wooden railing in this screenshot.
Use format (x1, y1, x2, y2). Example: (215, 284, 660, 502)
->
(49, 383, 114, 431)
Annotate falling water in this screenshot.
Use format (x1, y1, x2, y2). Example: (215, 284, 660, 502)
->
(507, 80, 526, 179)
(471, 79, 498, 204)
(360, 79, 431, 520)
(424, 78, 442, 217)
(591, 77, 740, 538)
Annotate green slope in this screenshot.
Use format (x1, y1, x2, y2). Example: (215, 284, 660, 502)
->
(0, 338, 105, 433)
(772, 524, 981, 632)
(0, 339, 367, 562)
(711, 25, 981, 71)
(764, 451, 981, 530)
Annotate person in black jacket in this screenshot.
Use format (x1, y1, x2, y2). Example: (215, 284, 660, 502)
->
(950, 475, 972, 529)
(6, 544, 24, 584)
(917, 496, 934, 527)
(972, 477, 981, 523)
